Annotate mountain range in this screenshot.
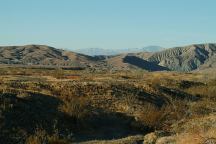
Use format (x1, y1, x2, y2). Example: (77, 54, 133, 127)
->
(0, 43, 216, 72)
(72, 46, 163, 56)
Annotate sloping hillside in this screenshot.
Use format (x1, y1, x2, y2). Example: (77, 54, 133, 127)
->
(0, 68, 215, 144)
(104, 43, 216, 72)
(105, 53, 168, 71)
(0, 45, 97, 67)
(1, 43, 216, 72)
(147, 43, 216, 71)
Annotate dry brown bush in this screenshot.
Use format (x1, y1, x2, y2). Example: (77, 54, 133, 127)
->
(26, 129, 69, 144)
(185, 82, 216, 117)
(176, 128, 216, 144)
(134, 98, 190, 131)
(135, 103, 172, 130)
(59, 96, 90, 120)
(186, 79, 216, 97)
(53, 68, 65, 79)
(57, 83, 92, 125)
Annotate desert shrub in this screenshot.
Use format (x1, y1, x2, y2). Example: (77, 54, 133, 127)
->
(26, 129, 47, 144)
(168, 99, 189, 120)
(186, 79, 216, 100)
(26, 128, 69, 144)
(134, 103, 172, 131)
(149, 76, 176, 88)
(185, 83, 216, 117)
(178, 80, 204, 89)
(176, 128, 216, 144)
(59, 96, 90, 120)
(0, 68, 7, 75)
(134, 99, 190, 131)
(8, 81, 28, 89)
(54, 68, 65, 79)
(124, 94, 137, 106)
(188, 99, 216, 116)
(171, 113, 216, 144)
(150, 77, 161, 87)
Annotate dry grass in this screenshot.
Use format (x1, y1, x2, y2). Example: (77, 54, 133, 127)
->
(176, 128, 216, 144)
(172, 114, 216, 143)
(80, 135, 144, 144)
(0, 67, 216, 143)
(135, 103, 172, 130)
(26, 129, 69, 144)
(187, 86, 216, 99)
(59, 96, 91, 120)
(133, 97, 190, 131)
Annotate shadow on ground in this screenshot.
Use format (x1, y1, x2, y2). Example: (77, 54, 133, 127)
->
(0, 92, 63, 143)
(0, 91, 147, 144)
(74, 111, 146, 143)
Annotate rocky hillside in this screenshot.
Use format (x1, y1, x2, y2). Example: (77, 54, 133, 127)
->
(146, 43, 216, 71)
(0, 45, 97, 67)
(0, 45, 167, 71)
(0, 43, 216, 72)
(105, 53, 168, 71)
(106, 43, 216, 72)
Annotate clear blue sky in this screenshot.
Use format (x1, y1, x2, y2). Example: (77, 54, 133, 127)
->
(0, 0, 215, 49)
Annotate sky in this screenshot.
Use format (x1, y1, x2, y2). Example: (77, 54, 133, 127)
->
(0, 0, 216, 50)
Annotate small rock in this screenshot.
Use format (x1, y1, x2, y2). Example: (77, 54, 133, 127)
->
(143, 131, 171, 144)
(156, 136, 176, 144)
(143, 132, 158, 144)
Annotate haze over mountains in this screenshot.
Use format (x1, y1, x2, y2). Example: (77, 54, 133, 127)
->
(73, 46, 163, 56)
(0, 43, 216, 72)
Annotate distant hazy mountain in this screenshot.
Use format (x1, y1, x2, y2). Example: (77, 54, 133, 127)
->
(140, 46, 165, 52)
(73, 46, 163, 56)
(72, 48, 117, 56)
